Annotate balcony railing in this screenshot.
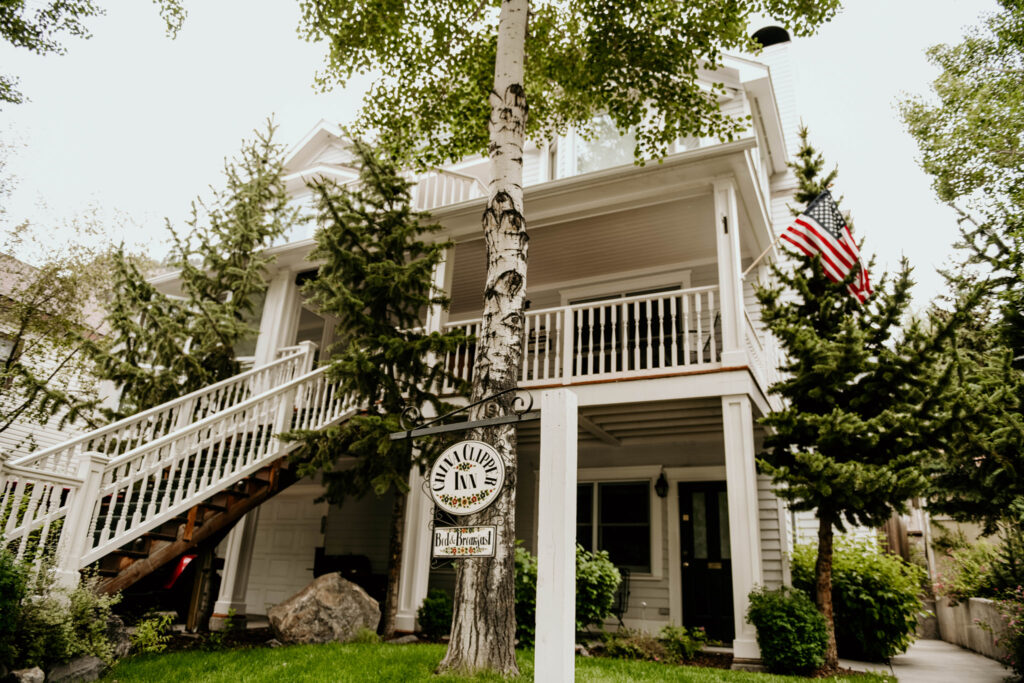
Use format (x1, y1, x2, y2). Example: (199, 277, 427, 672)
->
(441, 286, 725, 391)
(410, 169, 487, 210)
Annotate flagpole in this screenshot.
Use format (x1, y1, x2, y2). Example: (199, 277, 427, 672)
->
(741, 232, 784, 280)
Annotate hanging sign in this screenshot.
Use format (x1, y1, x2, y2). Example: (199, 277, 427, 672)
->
(432, 526, 496, 558)
(428, 440, 505, 515)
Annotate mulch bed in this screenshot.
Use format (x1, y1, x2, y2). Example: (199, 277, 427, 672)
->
(164, 627, 276, 652)
(688, 650, 733, 669)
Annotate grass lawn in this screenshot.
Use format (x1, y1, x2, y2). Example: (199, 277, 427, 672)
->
(102, 643, 895, 682)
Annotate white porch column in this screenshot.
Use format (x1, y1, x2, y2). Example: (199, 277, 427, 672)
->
(536, 388, 578, 683)
(713, 179, 746, 367)
(395, 468, 434, 631)
(393, 249, 455, 631)
(722, 394, 762, 661)
(213, 267, 302, 628)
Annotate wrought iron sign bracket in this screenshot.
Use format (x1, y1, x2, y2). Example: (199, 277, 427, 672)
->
(389, 387, 539, 441)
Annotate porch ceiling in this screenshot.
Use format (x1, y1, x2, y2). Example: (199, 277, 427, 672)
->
(449, 194, 718, 316)
(517, 397, 725, 446)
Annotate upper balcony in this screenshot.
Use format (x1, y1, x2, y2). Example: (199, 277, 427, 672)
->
(438, 285, 780, 400)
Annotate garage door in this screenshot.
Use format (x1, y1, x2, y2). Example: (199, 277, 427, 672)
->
(244, 484, 326, 615)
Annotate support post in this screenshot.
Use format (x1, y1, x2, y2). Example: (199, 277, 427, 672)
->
(722, 394, 762, 662)
(714, 179, 746, 367)
(55, 452, 109, 589)
(213, 267, 301, 628)
(536, 388, 578, 682)
(395, 468, 434, 632)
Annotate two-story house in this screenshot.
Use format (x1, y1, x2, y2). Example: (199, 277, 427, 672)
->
(2, 25, 800, 661)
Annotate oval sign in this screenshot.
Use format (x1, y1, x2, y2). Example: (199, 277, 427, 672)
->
(429, 440, 505, 516)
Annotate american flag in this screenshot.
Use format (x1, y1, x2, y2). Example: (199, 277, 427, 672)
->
(780, 190, 872, 303)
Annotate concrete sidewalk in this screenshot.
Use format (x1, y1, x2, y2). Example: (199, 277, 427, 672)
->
(841, 639, 1011, 682)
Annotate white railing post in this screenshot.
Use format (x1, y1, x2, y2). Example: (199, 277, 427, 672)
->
(55, 452, 109, 589)
(296, 340, 317, 374)
(561, 307, 574, 384)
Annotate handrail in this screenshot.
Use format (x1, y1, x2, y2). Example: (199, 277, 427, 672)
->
(445, 286, 720, 328)
(8, 344, 313, 472)
(103, 364, 338, 469)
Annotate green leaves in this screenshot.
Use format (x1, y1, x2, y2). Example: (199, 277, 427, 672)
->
(85, 120, 299, 418)
(299, 0, 841, 167)
(287, 140, 467, 505)
(757, 129, 951, 530)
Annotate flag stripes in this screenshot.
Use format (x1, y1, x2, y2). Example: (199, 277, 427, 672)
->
(782, 191, 872, 303)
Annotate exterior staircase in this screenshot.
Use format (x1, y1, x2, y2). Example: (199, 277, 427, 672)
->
(0, 342, 355, 593)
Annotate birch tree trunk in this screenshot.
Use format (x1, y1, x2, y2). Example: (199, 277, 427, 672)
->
(437, 0, 528, 675)
(815, 513, 838, 669)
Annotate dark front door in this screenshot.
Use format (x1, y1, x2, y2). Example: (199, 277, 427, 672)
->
(679, 481, 734, 642)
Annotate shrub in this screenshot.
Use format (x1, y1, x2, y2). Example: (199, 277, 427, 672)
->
(513, 543, 538, 646)
(993, 586, 1024, 678)
(604, 628, 667, 661)
(658, 623, 707, 662)
(131, 613, 173, 654)
(513, 543, 621, 646)
(792, 538, 926, 661)
(746, 586, 827, 675)
(417, 589, 453, 641)
(351, 627, 381, 644)
(0, 550, 28, 669)
(936, 539, 1000, 603)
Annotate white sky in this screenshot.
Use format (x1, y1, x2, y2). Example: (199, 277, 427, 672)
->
(0, 0, 1000, 308)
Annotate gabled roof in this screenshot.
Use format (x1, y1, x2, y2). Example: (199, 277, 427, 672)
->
(282, 119, 359, 196)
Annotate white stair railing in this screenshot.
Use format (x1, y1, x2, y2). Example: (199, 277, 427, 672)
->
(0, 343, 355, 587)
(6, 343, 316, 476)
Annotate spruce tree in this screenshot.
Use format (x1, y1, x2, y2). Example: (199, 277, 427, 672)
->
(84, 121, 300, 418)
(286, 140, 466, 639)
(757, 128, 960, 668)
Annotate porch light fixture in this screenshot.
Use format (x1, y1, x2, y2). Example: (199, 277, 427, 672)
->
(654, 472, 669, 498)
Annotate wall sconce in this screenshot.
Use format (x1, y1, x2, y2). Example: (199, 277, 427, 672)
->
(655, 471, 669, 498)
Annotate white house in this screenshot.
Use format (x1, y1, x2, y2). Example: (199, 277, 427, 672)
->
(2, 26, 804, 662)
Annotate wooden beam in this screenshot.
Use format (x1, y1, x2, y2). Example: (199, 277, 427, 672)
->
(97, 463, 295, 595)
(579, 415, 620, 447)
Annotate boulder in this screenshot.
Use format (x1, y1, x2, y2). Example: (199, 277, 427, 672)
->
(8, 668, 44, 683)
(267, 573, 380, 645)
(47, 656, 106, 683)
(106, 615, 132, 659)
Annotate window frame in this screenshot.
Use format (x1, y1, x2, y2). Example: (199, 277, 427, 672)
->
(574, 466, 663, 580)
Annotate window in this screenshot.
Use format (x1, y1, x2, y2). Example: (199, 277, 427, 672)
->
(575, 116, 637, 175)
(577, 481, 651, 573)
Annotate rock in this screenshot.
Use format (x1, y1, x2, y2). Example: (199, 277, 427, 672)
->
(265, 638, 283, 649)
(106, 615, 132, 659)
(9, 667, 44, 683)
(574, 644, 591, 657)
(388, 635, 419, 645)
(267, 573, 380, 645)
(47, 656, 107, 683)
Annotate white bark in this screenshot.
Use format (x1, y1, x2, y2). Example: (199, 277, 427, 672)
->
(438, 0, 528, 675)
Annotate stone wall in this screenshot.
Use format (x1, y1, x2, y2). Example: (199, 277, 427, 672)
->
(936, 596, 1009, 661)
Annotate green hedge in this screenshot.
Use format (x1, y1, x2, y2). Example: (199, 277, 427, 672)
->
(747, 586, 827, 674)
(791, 538, 925, 661)
(513, 543, 620, 646)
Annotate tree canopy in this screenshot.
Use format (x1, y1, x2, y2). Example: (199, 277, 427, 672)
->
(299, 0, 841, 166)
(902, 0, 1024, 533)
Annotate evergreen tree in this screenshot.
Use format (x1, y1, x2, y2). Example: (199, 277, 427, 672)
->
(902, 1, 1024, 536)
(756, 128, 960, 668)
(286, 140, 466, 639)
(84, 121, 300, 419)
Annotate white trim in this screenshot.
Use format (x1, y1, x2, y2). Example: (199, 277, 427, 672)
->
(559, 269, 693, 306)
(576, 466, 663, 580)
(665, 465, 728, 625)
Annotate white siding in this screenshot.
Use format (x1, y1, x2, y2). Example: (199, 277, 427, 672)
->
(758, 474, 789, 588)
